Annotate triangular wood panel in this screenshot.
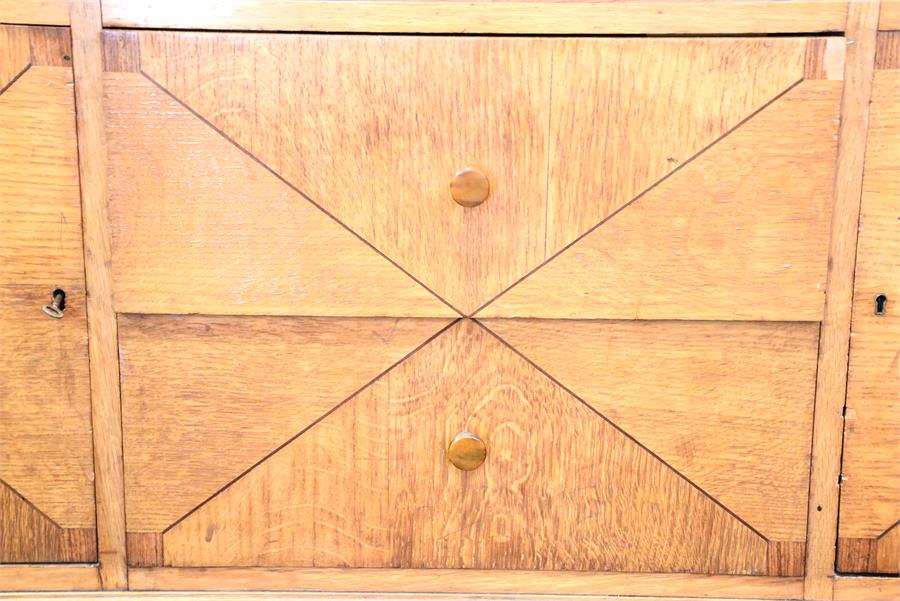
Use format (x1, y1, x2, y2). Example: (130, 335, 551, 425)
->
(0, 67, 95, 531)
(118, 314, 454, 533)
(483, 318, 819, 542)
(0, 26, 30, 92)
(104, 73, 454, 317)
(545, 37, 807, 254)
(481, 81, 840, 320)
(0, 480, 96, 563)
(163, 320, 767, 574)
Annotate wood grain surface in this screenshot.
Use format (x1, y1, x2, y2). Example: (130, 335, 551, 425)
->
(118, 315, 453, 536)
(483, 319, 819, 545)
(127, 567, 803, 599)
(0, 25, 30, 90)
(136, 32, 551, 315)
(0, 61, 95, 551)
(131, 33, 819, 315)
(544, 37, 807, 254)
(99, 0, 849, 34)
(0, 480, 95, 562)
(838, 68, 900, 574)
(804, 2, 881, 597)
(71, 0, 128, 587)
(482, 81, 840, 320)
(164, 320, 767, 574)
(0, 564, 100, 592)
(0, 0, 71, 26)
(104, 72, 454, 318)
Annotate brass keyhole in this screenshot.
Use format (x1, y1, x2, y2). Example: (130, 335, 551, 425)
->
(875, 293, 888, 316)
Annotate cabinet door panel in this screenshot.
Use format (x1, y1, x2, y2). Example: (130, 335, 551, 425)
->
(839, 54, 900, 576)
(0, 25, 96, 564)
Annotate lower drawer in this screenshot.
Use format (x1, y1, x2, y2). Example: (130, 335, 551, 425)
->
(119, 315, 817, 576)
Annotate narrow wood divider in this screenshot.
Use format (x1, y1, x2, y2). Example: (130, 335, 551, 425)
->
(70, 0, 128, 590)
(803, 1, 881, 599)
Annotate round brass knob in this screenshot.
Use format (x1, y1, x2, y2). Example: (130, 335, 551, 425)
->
(449, 168, 490, 208)
(447, 431, 486, 471)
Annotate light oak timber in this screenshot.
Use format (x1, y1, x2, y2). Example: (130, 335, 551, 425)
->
(100, 0, 848, 34)
(876, 31, 900, 68)
(838, 526, 900, 574)
(544, 37, 808, 254)
(881, 0, 900, 29)
(103, 72, 454, 318)
(136, 32, 552, 315)
(27, 25, 72, 67)
(839, 68, 900, 575)
(804, 1, 881, 598)
(0, 0, 70, 26)
(0, 480, 95, 562)
(128, 567, 803, 599)
(70, 0, 127, 589)
(135, 33, 813, 314)
(481, 81, 840, 321)
(483, 319, 818, 545)
(0, 54, 96, 567)
(834, 576, 900, 601)
(117, 314, 454, 536)
(0, 24, 30, 90)
(805, 37, 848, 80)
(165, 320, 766, 574)
(0, 564, 100, 591)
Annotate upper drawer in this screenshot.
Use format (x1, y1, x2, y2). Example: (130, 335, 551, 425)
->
(104, 32, 842, 318)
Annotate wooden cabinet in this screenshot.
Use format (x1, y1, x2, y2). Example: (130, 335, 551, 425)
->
(0, 24, 96, 564)
(2, 1, 898, 598)
(102, 30, 839, 579)
(838, 32, 900, 577)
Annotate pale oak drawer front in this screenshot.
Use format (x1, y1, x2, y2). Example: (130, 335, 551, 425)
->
(105, 32, 842, 576)
(0, 25, 97, 565)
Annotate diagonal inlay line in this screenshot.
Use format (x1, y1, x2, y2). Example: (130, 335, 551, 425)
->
(0, 476, 64, 530)
(0, 63, 31, 97)
(472, 77, 806, 317)
(161, 318, 461, 535)
(139, 71, 464, 318)
(475, 319, 769, 544)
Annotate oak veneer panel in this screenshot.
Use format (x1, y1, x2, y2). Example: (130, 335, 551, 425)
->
(881, 0, 900, 29)
(0, 1, 70, 26)
(118, 314, 453, 535)
(485, 319, 817, 544)
(0, 66, 95, 537)
(100, 0, 849, 34)
(165, 320, 767, 574)
(482, 81, 840, 320)
(104, 72, 454, 318)
(137, 33, 551, 315)
(0, 480, 95, 562)
(544, 37, 808, 254)
(0, 25, 29, 90)
(839, 68, 900, 574)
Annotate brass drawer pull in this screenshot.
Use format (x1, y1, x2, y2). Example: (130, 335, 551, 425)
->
(42, 289, 66, 319)
(447, 431, 487, 471)
(449, 168, 490, 208)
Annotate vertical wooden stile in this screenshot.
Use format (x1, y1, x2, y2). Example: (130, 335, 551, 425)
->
(69, 0, 128, 589)
(804, 1, 881, 599)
